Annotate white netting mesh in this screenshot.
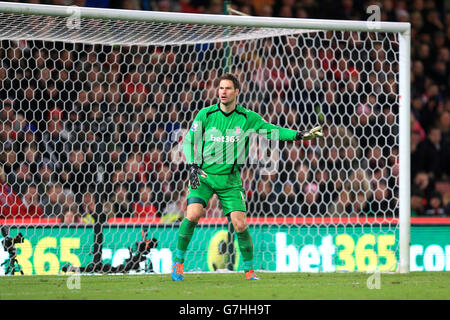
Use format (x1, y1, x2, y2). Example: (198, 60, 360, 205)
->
(0, 12, 311, 45)
(0, 10, 400, 275)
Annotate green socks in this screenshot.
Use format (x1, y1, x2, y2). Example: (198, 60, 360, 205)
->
(236, 228, 254, 272)
(175, 218, 254, 271)
(175, 218, 198, 263)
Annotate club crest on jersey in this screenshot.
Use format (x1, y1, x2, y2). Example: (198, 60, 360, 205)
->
(234, 126, 241, 134)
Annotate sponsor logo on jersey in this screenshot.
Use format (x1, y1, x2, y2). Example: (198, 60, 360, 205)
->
(210, 135, 240, 143)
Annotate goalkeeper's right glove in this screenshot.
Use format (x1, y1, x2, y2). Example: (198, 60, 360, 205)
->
(187, 163, 208, 189)
(296, 125, 324, 140)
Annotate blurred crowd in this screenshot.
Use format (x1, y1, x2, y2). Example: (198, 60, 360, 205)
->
(0, 0, 449, 223)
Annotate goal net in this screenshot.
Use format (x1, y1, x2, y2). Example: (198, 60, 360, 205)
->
(0, 3, 409, 275)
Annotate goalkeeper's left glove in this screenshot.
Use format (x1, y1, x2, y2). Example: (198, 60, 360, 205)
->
(296, 125, 324, 140)
(187, 163, 208, 189)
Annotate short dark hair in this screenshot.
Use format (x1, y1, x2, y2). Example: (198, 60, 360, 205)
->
(219, 73, 240, 91)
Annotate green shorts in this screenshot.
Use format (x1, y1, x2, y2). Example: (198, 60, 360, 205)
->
(187, 171, 246, 215)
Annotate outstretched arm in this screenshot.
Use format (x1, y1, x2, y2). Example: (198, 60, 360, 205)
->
(249, 111, 324, 141)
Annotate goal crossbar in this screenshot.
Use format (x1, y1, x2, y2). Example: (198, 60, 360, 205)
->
(0, 2, 410, 33)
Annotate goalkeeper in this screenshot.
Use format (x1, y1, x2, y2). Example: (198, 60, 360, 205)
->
(172, 73, 324, 281)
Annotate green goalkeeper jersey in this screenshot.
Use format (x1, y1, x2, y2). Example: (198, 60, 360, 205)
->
(183, 104, 297, 175)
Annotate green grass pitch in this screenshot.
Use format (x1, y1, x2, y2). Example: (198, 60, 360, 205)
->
(0, 272, 449, 300)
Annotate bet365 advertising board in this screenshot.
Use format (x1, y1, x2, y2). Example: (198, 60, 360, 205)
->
(1, 224, 449, 275)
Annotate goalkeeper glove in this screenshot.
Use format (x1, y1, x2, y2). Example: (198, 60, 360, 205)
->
(187, 163, 208, 189)
(296, 126, 324, 140)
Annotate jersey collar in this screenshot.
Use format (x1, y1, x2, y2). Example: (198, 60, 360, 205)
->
(218, 103, 237, 117)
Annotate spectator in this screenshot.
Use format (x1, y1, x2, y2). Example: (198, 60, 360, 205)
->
(62, 205, 80, 224)
(420, 82, 442, 132)
(255, 3, 273, 16)
(415, 127, 443, 179)
(250, 178, 279, 217)
(366, 146, 387, 179)
(35, 163, 56, 200)
(444, 200, 450, 216)
(424, 191, 445, 216)
(205, 0, 223, 14)
(161, 190, 187, 223)
(109, 183, 133, 218)
(155, 0, 171, 11)
(411, 94, 424, 124)
(6, 162, 32, 196)
(21, 142, 41, 170)
(293, 163, 311, 194)
(422, 10, 444, 35)
(143, 143, 164, 180)
(121, 69, 150, 103)
(164, 104, 183, 137)
(0, 98, 16, 122)
(278, 181, 300, 215)
(282, 142, 302, 174)
(411, 111, 426, 142)
(120, 121, 144, 154)
(123, 154, 146, 202)
(178, 0, 205, 14)
(42, 183, 65, 218)
(369, 180, 397, 216)
(411, 188, 426, 217)
(39, 108, 71, 171)
(413, 171, 435, 200)
(328, 189, 352, 217)
(111, 167, 127, 187)
(0, 120, 16, 152)
(63, 146, 95, 202)
(151, 163, 176, 212)
(300, 182, 326, 216)
(436, 111, 450, 178)
(19, 185, 44, 219)
(315, 168, 333, 204)
(411, 60, 426, 94)
(133, 184, 157, 218)
(241, 167, 256, 199)
(79, 192, 96, 223)
(0, 166, 24, 220)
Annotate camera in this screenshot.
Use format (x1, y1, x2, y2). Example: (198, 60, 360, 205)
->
(62, 229, 158, 274)
(1, 226, 25, 275)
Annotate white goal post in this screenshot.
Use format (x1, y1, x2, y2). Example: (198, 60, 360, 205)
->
(0, 2, 410, 274)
